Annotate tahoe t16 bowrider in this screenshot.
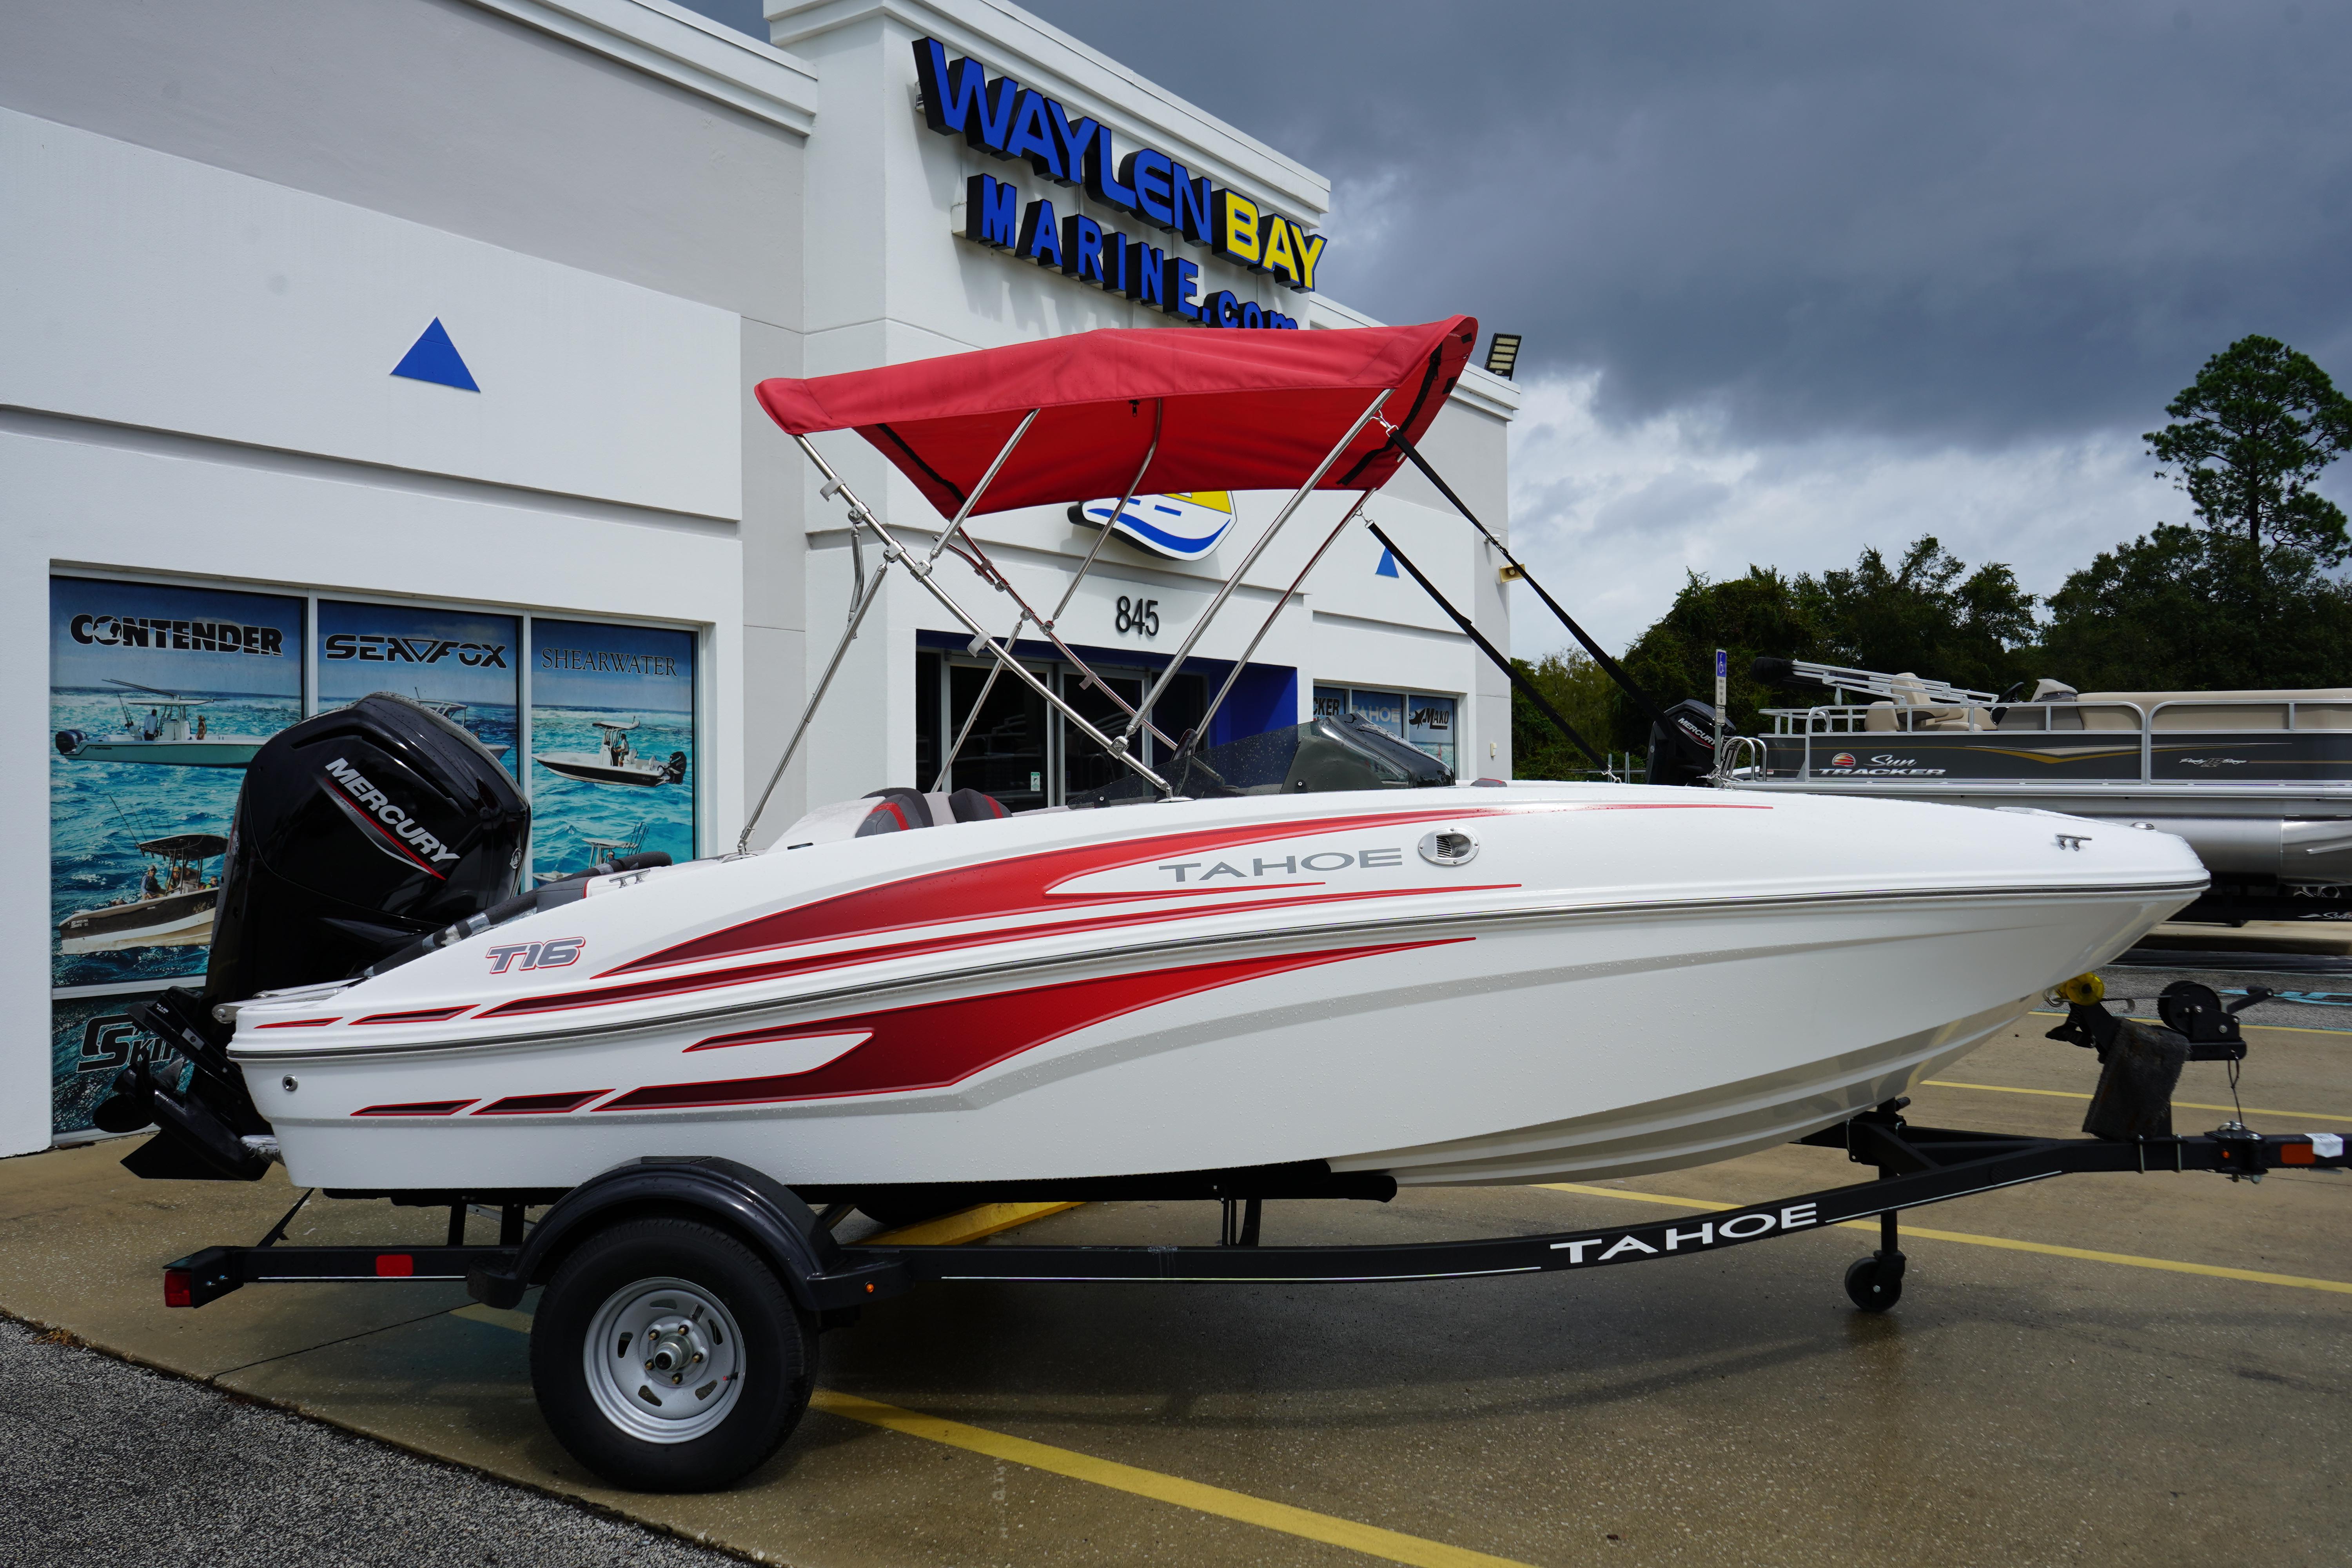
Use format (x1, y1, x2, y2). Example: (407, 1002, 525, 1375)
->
(97, 316, 2218, 1493)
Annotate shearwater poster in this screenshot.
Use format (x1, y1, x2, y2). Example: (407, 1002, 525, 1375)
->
(318, 600, 520, 775)
(528, 618, 696, 883)
(49, 577, 305, 1136)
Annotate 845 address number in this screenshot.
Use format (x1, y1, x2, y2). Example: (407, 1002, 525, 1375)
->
(1116, 596, 1160, 637)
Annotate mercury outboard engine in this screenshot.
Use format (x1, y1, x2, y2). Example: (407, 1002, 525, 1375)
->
(96, 693, 529, 1179)
(1645, 697, 1722, 788)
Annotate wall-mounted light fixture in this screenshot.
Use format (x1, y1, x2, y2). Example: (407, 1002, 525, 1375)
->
(1483, 332, 1522, 379)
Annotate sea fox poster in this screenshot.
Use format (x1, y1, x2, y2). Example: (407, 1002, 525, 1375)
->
(48, 576, 305, 1137)
(318, 599, 520, 775)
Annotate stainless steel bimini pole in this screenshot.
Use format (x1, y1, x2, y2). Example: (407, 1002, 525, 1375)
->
(933, 403, 1164, 791)
(739, 414, 1051, 853)
(746, 430, 1168, 848)
(1120, 388, 1392, 751)
(1185, 490, 1374, 751)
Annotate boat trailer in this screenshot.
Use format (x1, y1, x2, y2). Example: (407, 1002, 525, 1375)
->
(164, 1106, 2348, 1318)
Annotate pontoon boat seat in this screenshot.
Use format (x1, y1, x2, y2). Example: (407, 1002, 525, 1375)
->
(1863, 674, 1993, 731)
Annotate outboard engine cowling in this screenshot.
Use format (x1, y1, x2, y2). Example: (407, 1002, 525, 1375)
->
(205, 692, 530, 1004)
(1646, 698, 1722, 788)
(100, 694, 528, 1180)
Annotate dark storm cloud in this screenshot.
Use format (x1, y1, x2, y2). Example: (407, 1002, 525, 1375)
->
(1009, 0, 2352, 447)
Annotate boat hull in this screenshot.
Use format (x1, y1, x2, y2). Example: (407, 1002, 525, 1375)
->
(231, 786, 2203, 1195)
(533, 753, 667, 786)
(57, 889, 219, 953)
(60, 739, 261, 767)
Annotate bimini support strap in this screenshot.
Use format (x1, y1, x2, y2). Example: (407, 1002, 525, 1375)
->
(934, 403, 1165, 792)
(1388, 432, 1670, 737)
(1366, 522, 1611, 773)
(1123, 388, 1394, 754)
(1183, 490, 1375, 769)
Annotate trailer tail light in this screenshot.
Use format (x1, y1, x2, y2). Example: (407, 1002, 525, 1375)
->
(2280, 1142, 2315, 1165)
(163, 1268, 192, 1308)
(376, 1254, 415, 1277)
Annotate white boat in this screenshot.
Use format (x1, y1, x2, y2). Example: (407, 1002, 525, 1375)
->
(53, 681, 269, 768)
(534, 720, 686, 787)
(57, 833, 225, 954)
(534, 821, 652, 886)
(191, 317, 2201, 1202)
(228, 777, 2201, 1195)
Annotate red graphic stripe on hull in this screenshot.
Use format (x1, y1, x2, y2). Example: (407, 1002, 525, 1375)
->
(352, 1005, 473, 1025)
(473, 1091, 609, 1115)
(353, 1099, 476, 1117)
(606, 805, 1608, 975)
(483, 883, 1517, 1019)
(597, 939, 1462, 1112)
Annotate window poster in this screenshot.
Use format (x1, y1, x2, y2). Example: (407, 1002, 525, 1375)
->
(318, 600, 519, 775)
(49, 577, 304, 1137)
(528, 619, 696, 883)
(1348, 689, 1406, 739)
(1408, 694, 1457, 770)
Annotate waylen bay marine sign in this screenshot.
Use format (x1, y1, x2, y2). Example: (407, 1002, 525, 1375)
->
(915, 39, 1321, 330)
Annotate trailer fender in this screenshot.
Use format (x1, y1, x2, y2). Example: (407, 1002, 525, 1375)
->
(466, 1156, 907, 1313)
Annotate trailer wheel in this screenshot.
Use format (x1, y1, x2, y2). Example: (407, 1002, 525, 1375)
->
(530, 1216, 813, 1492)
(1843, 1254, 1904, 1312)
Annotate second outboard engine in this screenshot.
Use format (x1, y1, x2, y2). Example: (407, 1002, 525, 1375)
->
(1646, 698, 1722, 788)
(96, 694, 529, 1180)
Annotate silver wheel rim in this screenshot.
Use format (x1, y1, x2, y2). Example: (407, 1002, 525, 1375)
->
(582, 1276, 746, 1444)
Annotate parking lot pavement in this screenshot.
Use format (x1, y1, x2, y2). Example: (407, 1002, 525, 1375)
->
(1, 1001, 2347, 1567)
(0, 1316, 739, 1568)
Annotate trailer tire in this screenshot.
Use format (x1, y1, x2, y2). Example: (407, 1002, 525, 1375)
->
(530, 1216, 813, 1492)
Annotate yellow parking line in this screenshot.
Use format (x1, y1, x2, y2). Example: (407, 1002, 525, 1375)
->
(454, 1307, 1528, 1567)
(866, 1201, 1082, 1245)
(1922, 1079, 2352, 1124)
(809, 1388, 1533, 1568)
(1540, 1183, 2352, 1295)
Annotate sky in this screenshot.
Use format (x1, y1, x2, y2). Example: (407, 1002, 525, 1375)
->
(687, 1, 2352, 657)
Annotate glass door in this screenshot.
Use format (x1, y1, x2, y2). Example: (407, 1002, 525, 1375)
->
(945, 659, 1053, 811)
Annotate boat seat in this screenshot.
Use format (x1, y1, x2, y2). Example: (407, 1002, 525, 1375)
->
(771, 788, 1014, 849)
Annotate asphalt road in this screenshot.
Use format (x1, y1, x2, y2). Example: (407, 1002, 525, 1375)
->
(0, 1316, 740, 1568)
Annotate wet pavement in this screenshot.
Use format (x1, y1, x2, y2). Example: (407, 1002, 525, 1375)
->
(0, 984, 2345, 1568)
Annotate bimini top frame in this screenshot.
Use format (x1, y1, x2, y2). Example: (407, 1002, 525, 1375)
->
(737, 318, 1478, 850)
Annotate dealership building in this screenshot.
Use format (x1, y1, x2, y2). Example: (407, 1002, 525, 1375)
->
(2, 0, 1519, 1155)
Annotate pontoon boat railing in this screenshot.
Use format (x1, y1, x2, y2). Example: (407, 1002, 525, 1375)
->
(1755, 696, 2352, 784)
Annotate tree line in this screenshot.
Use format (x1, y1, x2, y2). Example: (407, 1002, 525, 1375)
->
(1512, 335, 2352, 774)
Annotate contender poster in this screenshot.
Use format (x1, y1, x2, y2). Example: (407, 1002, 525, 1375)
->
(318, 600, 519, 775)
(49, 577, 305, 1137)
(528, 619, 696, 883)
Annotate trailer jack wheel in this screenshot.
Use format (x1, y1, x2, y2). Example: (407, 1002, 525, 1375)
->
(1843, 1251, 1906, 1313)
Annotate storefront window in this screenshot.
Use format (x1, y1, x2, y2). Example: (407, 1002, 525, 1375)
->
(1316, 683, 1461, 769)
(48, 577, 305, 1137)
(528, 619, 697, 882)
(319, 600, 519, 774)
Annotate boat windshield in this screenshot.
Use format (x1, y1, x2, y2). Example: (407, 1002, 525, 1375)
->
(1071, 713, 1452, 808)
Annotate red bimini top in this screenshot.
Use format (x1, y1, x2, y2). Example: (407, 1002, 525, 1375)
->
(754, 317, 1477, 519)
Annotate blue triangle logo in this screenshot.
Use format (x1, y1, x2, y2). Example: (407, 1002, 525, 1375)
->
(1374, 548, 1399, 578)
(390, 318, 479, 392)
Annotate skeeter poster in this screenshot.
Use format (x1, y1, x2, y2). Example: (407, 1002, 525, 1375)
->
(529, 619, 696, 883)
(49, 577, 305, 1137)
(318, 600, 519, 775)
